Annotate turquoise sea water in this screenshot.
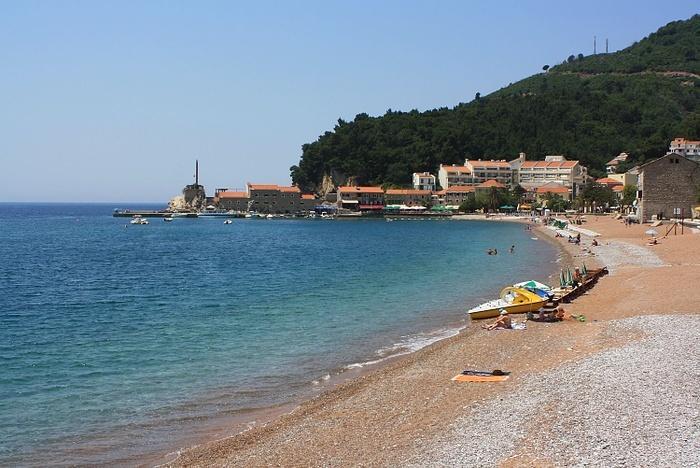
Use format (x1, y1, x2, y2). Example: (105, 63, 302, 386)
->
(0, 204, 558, 465)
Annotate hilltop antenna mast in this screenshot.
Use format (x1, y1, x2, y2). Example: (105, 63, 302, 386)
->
(594, 36, 597, 54)
(195, 159, 199, 186)
(606, 38, 609, 53)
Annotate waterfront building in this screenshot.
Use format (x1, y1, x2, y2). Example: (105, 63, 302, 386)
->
(246, 184, 304, 213)
(385, 189, 431, 206)
(441, 185, 475, 207)
(474, 179, 507, 196)
(300, 194, 320, 211)
(637, 153, 700, 221)
(337, 186, 385, 211)
(412, 172, 436, 191)
(216, 190, 250, 211)
(668, 138, 700, 162)
(606, 152, 630, 174)
(465, 160, 513, 187)
(516, 155, 587, 197)
(534, 182, 572, 202)
(438, 164, 473, 189)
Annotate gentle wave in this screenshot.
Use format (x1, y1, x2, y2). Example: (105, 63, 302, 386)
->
(343, 325, 464, 370)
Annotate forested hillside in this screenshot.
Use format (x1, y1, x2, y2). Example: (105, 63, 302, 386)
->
(291, 15, 700, 192)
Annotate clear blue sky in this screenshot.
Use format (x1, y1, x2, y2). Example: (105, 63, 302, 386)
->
(2, 1, 697, 202)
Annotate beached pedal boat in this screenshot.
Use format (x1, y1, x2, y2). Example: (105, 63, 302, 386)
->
(468, 287, 547, 320)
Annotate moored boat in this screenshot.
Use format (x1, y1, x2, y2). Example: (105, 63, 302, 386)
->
(130, 216, 149, 225)
(468, 287, 547, 320)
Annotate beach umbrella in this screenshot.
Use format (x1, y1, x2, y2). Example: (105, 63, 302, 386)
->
(581, 263, 588, 276)
(645, 229, 658, 236)
(559, 270, 565, 287)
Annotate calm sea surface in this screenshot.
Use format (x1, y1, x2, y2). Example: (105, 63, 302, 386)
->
(0, 203, 559, 465)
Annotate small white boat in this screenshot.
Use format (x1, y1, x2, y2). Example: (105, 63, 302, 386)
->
(130, 216, 149, 225)
(163, 217, 174, 222)
(266, 214, 274, 219)
(223, 219, 233, 224)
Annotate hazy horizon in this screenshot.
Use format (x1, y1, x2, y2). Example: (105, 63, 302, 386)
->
(3, 0, 698, 203)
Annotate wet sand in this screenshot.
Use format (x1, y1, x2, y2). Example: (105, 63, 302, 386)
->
(166, 215, 699, 467)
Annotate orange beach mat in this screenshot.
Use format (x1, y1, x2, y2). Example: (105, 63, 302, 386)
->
(452, 374, 510, 383)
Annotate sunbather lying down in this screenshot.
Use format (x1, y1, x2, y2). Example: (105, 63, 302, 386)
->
(527, 306, 566, 322)
(483, 310, 512, 330)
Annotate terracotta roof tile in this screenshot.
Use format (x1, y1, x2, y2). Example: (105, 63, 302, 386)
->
(535, 185, 570, 194)
(520, 161, 578, 169)
(445, 186, 475, 193)
(248, 184, 280, 190)
(467, 160, 511, 168)
(385, 189, 431, 195)
(441, 165, 471, 173)
(477, 179, 506, 188)
(338, 186, 384, 194)
(217, 191, 248, 199)
(278, 186, 301, 193)
(596, 177, 623, 186)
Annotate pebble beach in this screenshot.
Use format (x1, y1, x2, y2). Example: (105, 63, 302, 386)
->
(167, 215, 700, 467)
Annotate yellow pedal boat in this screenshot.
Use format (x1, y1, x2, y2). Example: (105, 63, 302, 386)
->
(468, 287, 547, 320)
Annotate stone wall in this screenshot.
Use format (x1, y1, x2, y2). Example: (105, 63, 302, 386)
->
(639, 154, 700, 221)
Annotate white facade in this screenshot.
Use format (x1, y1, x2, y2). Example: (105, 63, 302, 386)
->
(438, 164, 473, 189)
(517, 156, 588, 196)
(412, 172, 436, 191)
(669, 138, 700, 162)
(465, 160, 513, 186)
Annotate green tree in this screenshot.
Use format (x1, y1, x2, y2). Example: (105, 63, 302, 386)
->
(289, 16, 700, 191)
(621, 184, 638, 206)
(510, 184, 526, 204)
(579, 183, 615, 211)
(459, 197, 477, 212)
(542, 193, 571, 212)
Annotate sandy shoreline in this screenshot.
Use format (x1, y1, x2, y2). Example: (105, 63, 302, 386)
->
(166, 215, 699, 467)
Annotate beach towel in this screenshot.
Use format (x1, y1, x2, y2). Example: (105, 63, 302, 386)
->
(452, 374, 510, 383)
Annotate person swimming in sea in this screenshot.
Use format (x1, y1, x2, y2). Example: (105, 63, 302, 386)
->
(509, 245, 515, 253)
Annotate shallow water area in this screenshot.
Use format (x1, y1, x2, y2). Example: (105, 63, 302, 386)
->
(0, 203, 557, 465)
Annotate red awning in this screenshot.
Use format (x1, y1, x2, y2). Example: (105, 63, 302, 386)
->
(359, 205, 384, 210)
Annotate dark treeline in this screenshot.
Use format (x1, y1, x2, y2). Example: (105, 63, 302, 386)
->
(291, 16, 700, 192)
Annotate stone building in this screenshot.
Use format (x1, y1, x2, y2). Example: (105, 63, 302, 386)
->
(438, 186, 475, 207)
(637, 153, 700, 222)
(216, 190, 250, 211)
(300, 194, 320, 211)
(247, 184, 304, 213)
